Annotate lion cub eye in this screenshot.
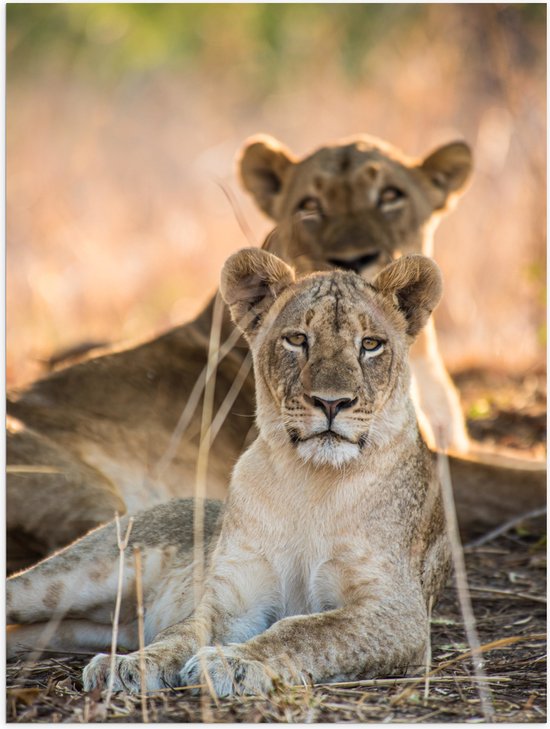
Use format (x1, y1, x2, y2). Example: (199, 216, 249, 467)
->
(283, 333, 308, 348)
(378, 186, 405, 211)
(361, 337, 384, 357)
(297, 196, 323, 215)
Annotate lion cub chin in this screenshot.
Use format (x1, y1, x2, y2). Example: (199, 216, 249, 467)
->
(79, 249, 449, 696)
(297, 434, 362, 468)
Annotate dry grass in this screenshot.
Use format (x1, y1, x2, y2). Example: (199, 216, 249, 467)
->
(7, 525, 546, 723)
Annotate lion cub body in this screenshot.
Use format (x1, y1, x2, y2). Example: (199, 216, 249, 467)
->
(9, 251, 449, 695)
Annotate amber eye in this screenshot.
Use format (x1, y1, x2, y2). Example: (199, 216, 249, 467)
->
(361, 337, 384, 355)
(378, 186, 405, 208)
(297, 196, 323, 215)
(284, 333, 308, 348)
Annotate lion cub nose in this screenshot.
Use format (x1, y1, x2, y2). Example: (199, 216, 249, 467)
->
(305, 395, 357, 425)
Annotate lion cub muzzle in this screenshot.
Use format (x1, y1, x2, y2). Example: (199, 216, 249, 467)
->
(289, 392, 365, 467)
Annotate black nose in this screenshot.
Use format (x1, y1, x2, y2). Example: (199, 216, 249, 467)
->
(328, 252, 380, 273)
(305, 395, 357, 425)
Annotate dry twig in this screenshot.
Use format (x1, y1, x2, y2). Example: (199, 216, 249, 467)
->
(104, 514, 134, 712)
(7, 465, 62, 474)
(193, 291, 225, 722)
(436, 443, 495, 721)
(424, 594, 434, 700)
(215, 178, 258, 247)
(153, 321, 245, 482)
(466, 506, 547, 549)
(133, 545, 149, 723)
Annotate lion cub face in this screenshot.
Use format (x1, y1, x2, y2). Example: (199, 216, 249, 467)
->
(221, 249, 442, 468)
(239, 134, 472, 279)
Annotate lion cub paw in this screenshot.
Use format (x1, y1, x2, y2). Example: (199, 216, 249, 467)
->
(83, 652, 167, 693)
(181, 645, 273, 697)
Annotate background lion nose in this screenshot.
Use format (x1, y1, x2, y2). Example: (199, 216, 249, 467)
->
(305, 395, 357, 425)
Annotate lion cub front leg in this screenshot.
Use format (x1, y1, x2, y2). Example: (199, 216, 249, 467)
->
(83, 540, 278, 693)
(185, 584, 429, 696)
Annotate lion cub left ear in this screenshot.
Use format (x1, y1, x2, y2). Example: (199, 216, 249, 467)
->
(372, 255, 443, 338)
(220, 248, 295, 338)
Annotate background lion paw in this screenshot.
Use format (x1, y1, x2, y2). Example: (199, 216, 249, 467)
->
(180, 645, 273, 697)
(82, 652, 167, 693)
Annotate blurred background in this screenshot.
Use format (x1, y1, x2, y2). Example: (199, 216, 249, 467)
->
(7, 4, 546, 393)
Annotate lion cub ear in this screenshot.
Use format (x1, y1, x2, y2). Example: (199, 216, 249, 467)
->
(372, 255, 442, 338)
(419, 141, 473, 208)
(238, 135, 296, 220)
(220, 248, 295, 337)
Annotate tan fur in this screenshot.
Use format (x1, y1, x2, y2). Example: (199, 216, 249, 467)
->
(8, 252, 449, 697)
(6, 134, 545, 571)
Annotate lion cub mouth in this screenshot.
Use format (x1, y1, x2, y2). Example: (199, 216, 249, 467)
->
(289, 428, 368, 468)
(288, 428, 366, 448)
(288, 428, 341, 444)
(311, 430, 347, 443)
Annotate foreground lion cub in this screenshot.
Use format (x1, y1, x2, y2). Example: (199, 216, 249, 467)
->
(8, 249, 449, 695)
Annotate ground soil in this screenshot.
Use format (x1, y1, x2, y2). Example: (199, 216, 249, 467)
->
(456, 366, 546, 459)
(6, 367, 547, 723)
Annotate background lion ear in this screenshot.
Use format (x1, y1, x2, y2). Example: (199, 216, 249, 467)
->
(238, 135, 295, 219)
(220, 248, 295, 337)
(419, 141, 473, 208)
(373, 255, 443, 338)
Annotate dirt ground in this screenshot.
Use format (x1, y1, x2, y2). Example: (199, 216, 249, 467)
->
(6, 368, 547, 723)
(456, 367, 546, 459)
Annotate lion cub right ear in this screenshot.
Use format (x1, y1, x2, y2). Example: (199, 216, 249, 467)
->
(238, 135, 296, 220)
(220, 248, 295, 338)
(372, 254, 443, 338)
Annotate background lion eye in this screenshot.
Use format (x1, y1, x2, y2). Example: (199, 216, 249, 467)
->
(362, 337, 383, 352)
(378, 186, 405, 207)
(284, 333, 307, 347)
(297, 196, 323, 214)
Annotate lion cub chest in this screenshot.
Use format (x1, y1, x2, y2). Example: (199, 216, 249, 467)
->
(272, 534, 346, 616)
(263, 497, 369, 618)
(230, 448, 375, 627)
